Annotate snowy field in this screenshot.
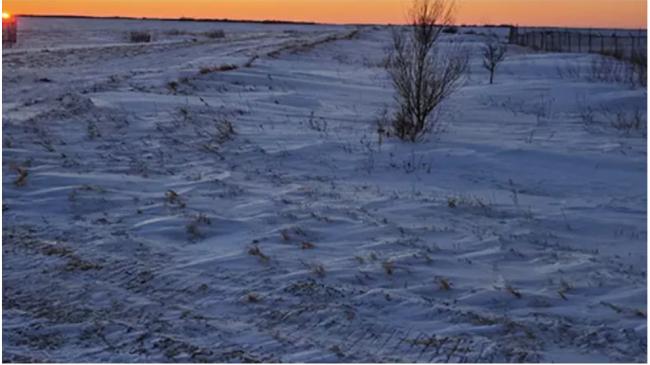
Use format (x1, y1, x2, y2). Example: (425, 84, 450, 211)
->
(2, 17, 647, 362)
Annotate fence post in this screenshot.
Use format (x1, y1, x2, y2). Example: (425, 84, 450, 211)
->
(578, 32, 581, 52)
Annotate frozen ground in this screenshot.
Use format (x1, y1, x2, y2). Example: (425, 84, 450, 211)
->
(2, 17, 647, 362)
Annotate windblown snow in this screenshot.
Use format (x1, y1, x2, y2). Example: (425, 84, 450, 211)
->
(2, 17, 647, 362)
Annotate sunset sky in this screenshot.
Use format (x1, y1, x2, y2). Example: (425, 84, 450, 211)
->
(4, 0, 647, 29)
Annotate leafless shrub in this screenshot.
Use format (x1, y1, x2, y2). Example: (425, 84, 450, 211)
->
(307, 111, 328, 135)
(589, 54, 645, 87)
(392, 150, 433, 175)
(214, 119, 236, 144)
(165, 190, 186, 208)
(556, 61, 584, 80)
(629, 48, 647, 86)
(376, 108, 392, 146)
(577, 97, 646, 136)
(87, 120, 101, 139)
(608, 108, 646, 134)
(442, 26, 458, 34)
(447, 194, 489, 211)
(203, 30, 225, 39)
(385, 0, 468, 142)
(482, 38, 507, 84)
(575, 94, 595, 126)
(280, 229, 291, 242)
(589, 56, 626, 83)
(167, 81, 179, 93)
(244, 293, 261, 303)
(558, 280, 572, 301)
(199, 64, 238, 75)
(165, 29, 187, 36)
(531, 93, 555, 125)
(129, 31, 152, 43)
(186, 214, 212, 241)
(559, 49, 646, 88)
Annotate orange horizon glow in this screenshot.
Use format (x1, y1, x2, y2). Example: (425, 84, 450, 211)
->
(3, 0, 647, 29)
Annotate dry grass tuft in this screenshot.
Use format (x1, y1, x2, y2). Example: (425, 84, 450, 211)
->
(245, 292, 261, 303)
(437, 277, 452, 291)
(301, 241, 316, 250)
(382, 260, 395, 275)
(506, 285, 522, 299)
(311, 263, 326, 278)
(248, 245, 270, 262)
(12, 166, 28, 187)
(199, 64, 238, 75)
(165, 190, 186, 208)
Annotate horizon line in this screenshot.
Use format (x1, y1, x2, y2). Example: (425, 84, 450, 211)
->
(11, 13, 648, 31)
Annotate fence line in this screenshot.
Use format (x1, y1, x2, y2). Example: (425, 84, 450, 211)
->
(508, 27, 647, 60)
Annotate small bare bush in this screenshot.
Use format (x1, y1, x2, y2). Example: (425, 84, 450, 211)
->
(248, 245, 270, 263)
(165, 29, 188, 36)
(129, 31, 152, 43)
(386, 0, 468, 142)
(608, 108, 646, 134)
(214, 119, 235, 144)
(199, 64, 238, 75)
(203, 30, 225, 39)
(482, 38, 507, 84)
(629, 48, 647, 87)
(165, 190, 186, 208)
(186, 214, 212, 241)
(301, 241, 316, 250)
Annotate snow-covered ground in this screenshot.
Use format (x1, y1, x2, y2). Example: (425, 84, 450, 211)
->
(2, 17, 647, 362)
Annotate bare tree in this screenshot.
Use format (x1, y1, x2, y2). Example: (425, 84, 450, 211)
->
(482, 38, 507, 84)
(386, 0, 468, 142)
